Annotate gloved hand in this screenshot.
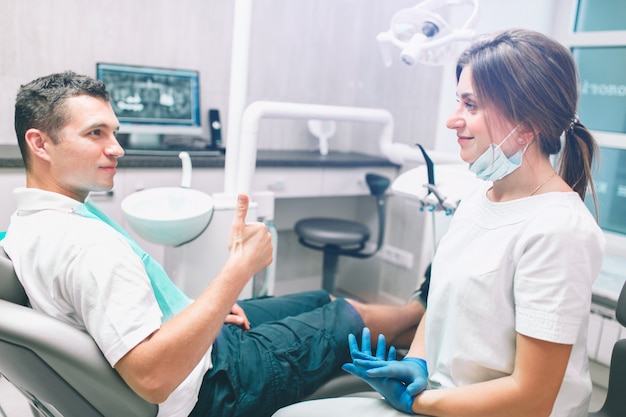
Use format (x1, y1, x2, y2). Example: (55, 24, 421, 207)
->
(354, 357, 428, 397)
(347, 328, 428, 395)
(343, 328, 427, 414)
(348, 327, 396, 362)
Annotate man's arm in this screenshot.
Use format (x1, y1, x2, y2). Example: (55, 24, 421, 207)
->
(114, 194, 272, 403)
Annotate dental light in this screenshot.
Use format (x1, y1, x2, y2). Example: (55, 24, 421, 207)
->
(377, 0, 479, 66)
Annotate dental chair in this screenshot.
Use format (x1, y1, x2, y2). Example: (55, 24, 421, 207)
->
(294, 173, 391, 293)
(589, 280, 626, 417)
(0, 248, 157, 417)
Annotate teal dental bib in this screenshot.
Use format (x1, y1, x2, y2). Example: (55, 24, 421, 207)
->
(79, 200, 193, 322)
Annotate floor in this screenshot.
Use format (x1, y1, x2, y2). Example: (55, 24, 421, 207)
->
(0, 275, 611, 415)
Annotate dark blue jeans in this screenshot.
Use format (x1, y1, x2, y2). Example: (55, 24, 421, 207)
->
(188, 290, 365, 417)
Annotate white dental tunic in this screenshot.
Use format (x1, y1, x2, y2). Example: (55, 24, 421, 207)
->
(425, 182, 605, 417)
(3, 188, 211, 417)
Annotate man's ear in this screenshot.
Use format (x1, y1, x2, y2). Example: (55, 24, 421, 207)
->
(24, 128, 52, 163)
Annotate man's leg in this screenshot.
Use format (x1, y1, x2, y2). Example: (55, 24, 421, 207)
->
(344, 299, 425, 349)
(190, 298, 364, 417)
(237, 290, 332, 327)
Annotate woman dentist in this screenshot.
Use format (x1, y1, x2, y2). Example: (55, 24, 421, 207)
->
(339, 28, 606, 417)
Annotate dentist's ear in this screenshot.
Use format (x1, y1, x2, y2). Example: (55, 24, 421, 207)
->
(516, 123, 538, 146)
(24, 128, 52, 162)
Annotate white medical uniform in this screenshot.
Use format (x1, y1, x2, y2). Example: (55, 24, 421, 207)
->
(3, 188, 210, 417)
(425, 182, 605, 416)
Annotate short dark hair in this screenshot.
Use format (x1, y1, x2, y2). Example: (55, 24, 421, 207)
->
(14, 71, 111, 170)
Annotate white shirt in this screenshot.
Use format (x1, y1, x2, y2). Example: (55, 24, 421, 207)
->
(426, 182, 605, 417)
(3, 188, 211, 417)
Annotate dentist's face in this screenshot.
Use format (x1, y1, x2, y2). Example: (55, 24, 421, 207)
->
(46, 95, 123, 201)
(446, 66, 518, 163)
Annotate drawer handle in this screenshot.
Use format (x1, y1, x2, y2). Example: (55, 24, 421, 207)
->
(267, 181, 286, 192)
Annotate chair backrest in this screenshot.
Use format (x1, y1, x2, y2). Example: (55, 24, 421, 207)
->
(0, 247, 158, 417)
(588, 280, 626, 417)
(0, 247, 28, 305)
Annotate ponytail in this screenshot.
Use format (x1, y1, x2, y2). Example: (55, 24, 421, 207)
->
(557, 120, 599, 215)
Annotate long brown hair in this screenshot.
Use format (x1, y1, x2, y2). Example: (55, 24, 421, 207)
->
(456, 29, 598, 204)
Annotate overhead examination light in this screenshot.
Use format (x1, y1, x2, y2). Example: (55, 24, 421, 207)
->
(377, 0, 479, 66)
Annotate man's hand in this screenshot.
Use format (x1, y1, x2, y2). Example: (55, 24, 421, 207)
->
(227, 194, 273, 277)
(224, 303, 251, 330)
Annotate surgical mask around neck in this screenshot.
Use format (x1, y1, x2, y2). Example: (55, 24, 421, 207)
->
(469, 125, 526, 181)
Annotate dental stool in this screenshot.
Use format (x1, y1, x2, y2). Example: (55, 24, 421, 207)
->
(294, 173, 390, 293)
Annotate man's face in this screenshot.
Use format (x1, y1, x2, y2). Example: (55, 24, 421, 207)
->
(45, 95, 123, 201)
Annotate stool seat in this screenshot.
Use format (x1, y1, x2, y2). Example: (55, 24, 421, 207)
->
(294, 172, 391, 293)
(295, 218, 370, 248)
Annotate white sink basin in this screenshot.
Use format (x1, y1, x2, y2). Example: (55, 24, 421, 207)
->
(122, 187, 214, 246)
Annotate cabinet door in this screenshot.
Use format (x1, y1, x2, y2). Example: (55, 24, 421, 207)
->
(321, 167, 397, 196)
(123, 168, 225, 195)
(252, 167, 323, 198)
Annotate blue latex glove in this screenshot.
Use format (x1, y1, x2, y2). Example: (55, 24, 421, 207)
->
(348, 327, 396, 362)
(343, 328, 420, 414)
(348, 328, 428, 395)
(355, 356, 429, 396)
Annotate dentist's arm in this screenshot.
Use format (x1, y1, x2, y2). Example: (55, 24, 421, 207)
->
(115, 194, 272, 403)
(410, 333, 572, 417)
(406, 311, 427, 359)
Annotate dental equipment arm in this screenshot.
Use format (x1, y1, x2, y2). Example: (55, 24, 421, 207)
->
(225, 100, 465, 196)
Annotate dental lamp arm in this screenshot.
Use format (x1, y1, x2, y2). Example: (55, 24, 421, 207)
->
(377, 0, 479, 67)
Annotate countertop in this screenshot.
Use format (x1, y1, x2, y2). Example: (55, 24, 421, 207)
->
(0, 145, 398, 170)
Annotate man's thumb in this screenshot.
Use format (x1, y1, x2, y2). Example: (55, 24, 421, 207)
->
(233, 194, 249, 225)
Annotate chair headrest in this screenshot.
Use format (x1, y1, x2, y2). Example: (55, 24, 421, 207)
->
(0, 248, 28, 306)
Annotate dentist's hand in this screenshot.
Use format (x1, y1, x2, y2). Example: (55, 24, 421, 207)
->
(355, 357, 429, 397)
(228, 194, 273, 277)
(343, 328, 424, 414)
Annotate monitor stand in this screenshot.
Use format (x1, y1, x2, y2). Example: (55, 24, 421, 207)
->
(128, 133, 161, 149)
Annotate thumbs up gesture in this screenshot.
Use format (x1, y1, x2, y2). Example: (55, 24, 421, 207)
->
(228, 194, 273, 278)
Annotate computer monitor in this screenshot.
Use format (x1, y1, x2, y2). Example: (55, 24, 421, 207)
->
(572, 46, 626, 259)
(96, 63, 203, 149)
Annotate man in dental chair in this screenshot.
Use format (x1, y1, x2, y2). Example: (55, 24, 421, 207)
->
(2, 71, 425, 417)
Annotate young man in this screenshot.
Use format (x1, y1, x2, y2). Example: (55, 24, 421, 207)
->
(3, 71, 424, 417)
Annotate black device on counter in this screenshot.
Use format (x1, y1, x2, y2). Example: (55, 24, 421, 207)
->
(208, 109, 222, 148)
